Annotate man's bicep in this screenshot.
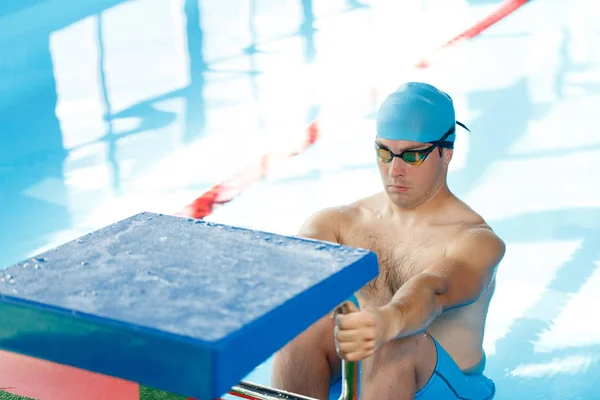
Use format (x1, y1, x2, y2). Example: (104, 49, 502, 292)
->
(296, 207, 341, 244)
(459, 227, 505, 274)
(426, 227, 505, 309)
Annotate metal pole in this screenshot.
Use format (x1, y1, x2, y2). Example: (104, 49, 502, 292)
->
(339, 359, 360, 400)
(336, 299, 360, 400)
(229, 365, 360, 400)
(229, 380, 317, 399)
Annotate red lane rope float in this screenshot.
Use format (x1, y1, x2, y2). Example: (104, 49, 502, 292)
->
(416, 0, 530, 68)
(177, 121, 320, 219)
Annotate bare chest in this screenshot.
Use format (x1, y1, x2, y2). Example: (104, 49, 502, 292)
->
(342, 228, 447, 303)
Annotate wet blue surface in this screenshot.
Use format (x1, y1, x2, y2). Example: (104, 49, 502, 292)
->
(0, 212, 377, 398)
(1, 0, 600, 398)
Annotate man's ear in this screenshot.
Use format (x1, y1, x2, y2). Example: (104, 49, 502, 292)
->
(443, 148, 454, 164)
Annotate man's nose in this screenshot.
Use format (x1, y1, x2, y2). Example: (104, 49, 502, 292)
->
(388, 157, 407, 177)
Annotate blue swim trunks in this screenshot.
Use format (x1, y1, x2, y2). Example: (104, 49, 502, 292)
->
(415, 336, 495, 399)
(329, 333, 495, 400)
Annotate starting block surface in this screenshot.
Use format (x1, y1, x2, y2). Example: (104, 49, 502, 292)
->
(0, 212, 378, 399)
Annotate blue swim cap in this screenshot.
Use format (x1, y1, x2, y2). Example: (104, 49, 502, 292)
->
(376, 82, 468, 146)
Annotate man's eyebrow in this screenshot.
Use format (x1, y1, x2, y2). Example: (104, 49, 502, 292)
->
(375, 140, 390, 150)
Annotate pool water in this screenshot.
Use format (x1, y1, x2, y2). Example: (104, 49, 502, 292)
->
(1, 0, 600, 399)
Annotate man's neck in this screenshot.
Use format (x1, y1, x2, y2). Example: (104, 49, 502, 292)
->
(384, 183, 454, 226)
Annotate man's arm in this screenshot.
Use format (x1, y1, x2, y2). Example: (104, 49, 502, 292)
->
(381, 226, 505, 341)
(295, 207, 342, 243)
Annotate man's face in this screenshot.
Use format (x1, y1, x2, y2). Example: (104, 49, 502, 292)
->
(374, 138, 453, 209)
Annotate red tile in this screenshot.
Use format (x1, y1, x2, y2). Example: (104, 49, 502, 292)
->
(0, 350, 138, 400)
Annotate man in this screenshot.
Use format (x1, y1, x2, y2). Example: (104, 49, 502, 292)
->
(271, 82, 505, 400)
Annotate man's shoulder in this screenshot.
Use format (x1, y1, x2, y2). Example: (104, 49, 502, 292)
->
(299, 194, 381, 237)
(297, 204, 356, 243)
(308, 193, 382, 220)
(448, 200, 505, 257)
(450, 197, 493, 229)
(448, 224, 505, 269)
(302, 202, 362, 228)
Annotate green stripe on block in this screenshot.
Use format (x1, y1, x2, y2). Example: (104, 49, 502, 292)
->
(1, 387, 189, 400)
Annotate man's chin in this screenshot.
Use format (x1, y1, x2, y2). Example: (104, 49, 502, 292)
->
(385, 190, 423, 209)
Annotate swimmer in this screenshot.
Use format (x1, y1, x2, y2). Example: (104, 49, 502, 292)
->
(271, 82, 505, 400)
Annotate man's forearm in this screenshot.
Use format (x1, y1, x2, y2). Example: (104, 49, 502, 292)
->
(381, 273, 447, 341)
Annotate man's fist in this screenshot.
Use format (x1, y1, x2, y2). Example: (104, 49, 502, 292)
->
(333, 300, 389, 362)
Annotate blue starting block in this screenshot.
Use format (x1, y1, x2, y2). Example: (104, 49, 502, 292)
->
(0, 212, 378, 399)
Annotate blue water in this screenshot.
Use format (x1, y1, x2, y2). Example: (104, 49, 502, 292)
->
(1, 0, 600, 399)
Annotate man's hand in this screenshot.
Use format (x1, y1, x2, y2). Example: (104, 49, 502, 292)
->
(333, 301, 391, 362)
